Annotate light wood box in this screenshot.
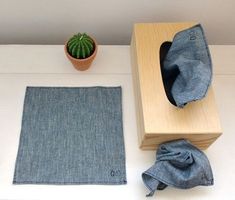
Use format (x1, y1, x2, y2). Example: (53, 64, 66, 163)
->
(130, 22, 222, 150)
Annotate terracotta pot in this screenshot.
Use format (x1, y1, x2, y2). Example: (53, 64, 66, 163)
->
(64, 37, 98, 71)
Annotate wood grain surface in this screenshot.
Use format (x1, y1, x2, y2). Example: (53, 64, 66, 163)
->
(130, 22, 222, 150)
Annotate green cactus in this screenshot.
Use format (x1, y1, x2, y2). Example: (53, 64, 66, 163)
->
(67, 33, 95, 59)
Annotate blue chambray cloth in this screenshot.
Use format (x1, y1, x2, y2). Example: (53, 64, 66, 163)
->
(161, 24, 212, 108)
(142, 139, 213, 197)
(13, 86, 126, 185)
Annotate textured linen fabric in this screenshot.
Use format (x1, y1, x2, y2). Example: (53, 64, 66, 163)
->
(161, 24, 212, 108)
(142, 139, 213, 197)
(13, 86, 126, 185)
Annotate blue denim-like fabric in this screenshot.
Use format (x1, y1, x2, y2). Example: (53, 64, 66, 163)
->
(162, 24, 212, 108)
(13, 87, 126, 185)
(142, 139, 213, 197)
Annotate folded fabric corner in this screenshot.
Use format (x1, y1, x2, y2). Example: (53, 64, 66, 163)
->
(162, 24, 212, 108)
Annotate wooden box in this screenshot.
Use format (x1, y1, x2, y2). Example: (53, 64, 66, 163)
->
(130, 22, 222, 150)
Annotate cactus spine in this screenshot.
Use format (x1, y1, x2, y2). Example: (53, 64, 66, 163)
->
(67, 33, 95, 59)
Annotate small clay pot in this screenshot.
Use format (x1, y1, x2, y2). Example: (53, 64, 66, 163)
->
(64, 37, 98, 71)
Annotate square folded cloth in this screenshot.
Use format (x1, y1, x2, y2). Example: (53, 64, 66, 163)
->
(13, 86, 126, 185)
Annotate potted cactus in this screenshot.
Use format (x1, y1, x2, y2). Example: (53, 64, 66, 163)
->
(64, 33, 98, 71)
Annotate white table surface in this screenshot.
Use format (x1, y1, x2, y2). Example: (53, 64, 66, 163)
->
(0, 45, 235, 200)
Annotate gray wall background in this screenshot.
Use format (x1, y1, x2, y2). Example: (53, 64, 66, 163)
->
(0, 0, 234, 45)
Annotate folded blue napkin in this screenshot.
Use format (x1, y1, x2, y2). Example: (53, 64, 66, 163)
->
(13, 87, 126, 185)
(142, 139, 213, 197)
